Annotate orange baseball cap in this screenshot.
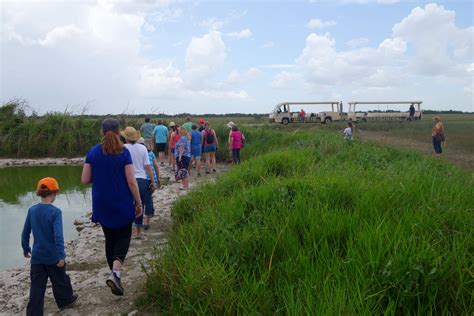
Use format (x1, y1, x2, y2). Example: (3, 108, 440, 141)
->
(37, 177, 60, 191)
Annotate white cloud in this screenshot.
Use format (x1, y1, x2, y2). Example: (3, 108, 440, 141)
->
(346, 37, 369, 48)
(184, 30, 227, 86)
(226, 29, 253, 39)
(392, 3, 473, 77)
(271, 71, 298, 89)
(296, 33, 406, 86)
(306, 19, 337, 29)
(38, 24, 84, 47)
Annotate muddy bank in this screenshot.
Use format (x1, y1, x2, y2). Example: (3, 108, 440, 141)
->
(0, 163, 229, 315)
(0, 158, 84, 168)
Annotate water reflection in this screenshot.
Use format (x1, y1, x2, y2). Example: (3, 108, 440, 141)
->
(0, 166, 91, 270)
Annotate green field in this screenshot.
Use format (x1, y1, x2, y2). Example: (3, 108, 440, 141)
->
(139, 126, 473, 314)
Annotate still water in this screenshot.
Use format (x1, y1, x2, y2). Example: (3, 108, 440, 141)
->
(0, 166, 91, 270)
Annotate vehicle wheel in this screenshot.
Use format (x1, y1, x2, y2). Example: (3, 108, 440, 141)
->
(361, 118, 367, 123)
(406, 117, 412, 121)
(324, 117, 332, 124)
(282, 118, 289, 125)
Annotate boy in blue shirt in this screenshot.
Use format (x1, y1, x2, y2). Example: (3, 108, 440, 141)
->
(21, 177, 77, 315)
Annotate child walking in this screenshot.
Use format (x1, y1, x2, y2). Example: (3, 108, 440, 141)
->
(21, 177, 77, 315)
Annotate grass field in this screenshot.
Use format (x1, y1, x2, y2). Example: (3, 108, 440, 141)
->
(139, 126, 473, 314)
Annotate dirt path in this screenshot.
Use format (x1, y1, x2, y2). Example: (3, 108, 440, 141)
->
(0, 163, 229, 315)
(358, 129, 474, 171)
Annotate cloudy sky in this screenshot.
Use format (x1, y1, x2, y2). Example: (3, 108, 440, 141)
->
(1, 0, 473, 114)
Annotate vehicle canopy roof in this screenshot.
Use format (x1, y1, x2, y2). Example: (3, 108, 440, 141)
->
(347, 101, 422, 105)
(274, 101, 340, 111)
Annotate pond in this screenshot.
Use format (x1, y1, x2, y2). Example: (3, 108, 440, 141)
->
(0, 165, 91, 270)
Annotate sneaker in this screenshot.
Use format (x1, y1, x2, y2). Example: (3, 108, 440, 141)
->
(212, 169, 216, 173)
(60, 293, 78, 310)
(144, 224, 150, 231)
(106, 272, 124, 296)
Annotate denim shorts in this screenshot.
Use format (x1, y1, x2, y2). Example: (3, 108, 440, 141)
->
(203, 144, 216, 153)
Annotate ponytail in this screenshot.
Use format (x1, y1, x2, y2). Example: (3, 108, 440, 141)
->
(102, 131, 123, 155)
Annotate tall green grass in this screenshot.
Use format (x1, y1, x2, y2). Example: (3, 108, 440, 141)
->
(0, 100, 258, 158)
(140, 128, 473, 314)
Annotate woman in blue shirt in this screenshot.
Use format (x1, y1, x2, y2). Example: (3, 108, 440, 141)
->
(174, 127, 191, 190)
(190, 124, 203, 176)
(81, 118, 142, 297)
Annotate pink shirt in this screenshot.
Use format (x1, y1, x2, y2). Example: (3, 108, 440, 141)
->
(230, 131, 243, 149)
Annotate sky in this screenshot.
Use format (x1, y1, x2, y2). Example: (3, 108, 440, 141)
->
(1, 0, 473, 114)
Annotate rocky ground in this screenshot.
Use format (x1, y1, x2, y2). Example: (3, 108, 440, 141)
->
(0, 158, 85, 168)
(0, 162, 228, 315)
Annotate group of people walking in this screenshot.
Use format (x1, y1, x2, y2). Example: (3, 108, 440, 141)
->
(21, 117, 246, 315)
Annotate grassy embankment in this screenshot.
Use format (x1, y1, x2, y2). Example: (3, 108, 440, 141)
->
(140, 126, 473, 314)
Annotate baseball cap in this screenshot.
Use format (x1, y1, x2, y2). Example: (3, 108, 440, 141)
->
(198, 119, 205, 125)
(102, 118, 120, 133)
(37, 177, 60, 192)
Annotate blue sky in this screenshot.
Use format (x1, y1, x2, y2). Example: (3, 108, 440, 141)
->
(1, 0, 473, 114)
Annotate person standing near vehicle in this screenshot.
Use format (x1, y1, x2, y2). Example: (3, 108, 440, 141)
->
(409, 104, 415, 119)
(122, 127, 157, 238)
(140, 118, 155, 151)
(228, 125, 244, 164)
(202, 122, 218, 173)
(152, 120, 168, 165)
(432, 116, 445, 155)
(81, 118, 143, 296)
(299, 109, 306, 123)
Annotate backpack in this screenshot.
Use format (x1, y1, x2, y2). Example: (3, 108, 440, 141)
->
(205, 129, 215, 144)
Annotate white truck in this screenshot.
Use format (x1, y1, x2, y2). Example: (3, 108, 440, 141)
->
(269, 101, 345, 125)
(347, 101, 423, 122)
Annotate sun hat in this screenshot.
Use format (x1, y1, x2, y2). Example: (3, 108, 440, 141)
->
(198, 118, 205, 125)
(37, 177, 60, 192)
(226, 121, 236, 129)
(121, 126, 141, 141)
(102, 118, 120, 133)
(169, 122, 176, 127)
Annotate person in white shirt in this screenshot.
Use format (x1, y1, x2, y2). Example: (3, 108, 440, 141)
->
(342, 121, 353, 141)
(121, 127, 157, 238)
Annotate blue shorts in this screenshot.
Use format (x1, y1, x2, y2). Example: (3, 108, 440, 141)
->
(191, 146, 202, 158)
(203, 144, 216, 153)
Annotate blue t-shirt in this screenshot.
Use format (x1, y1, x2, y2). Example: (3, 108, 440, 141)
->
(85, 144, 135, 228)
(147, 151, 158, 183)
(174, 136, 191, 158)
(153, 125, 168, 144)
(21, 204, 66, 265)
(190, 130, 202, 156)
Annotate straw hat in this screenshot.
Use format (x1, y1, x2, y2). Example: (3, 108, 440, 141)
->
(226, 121, 236, 128)
(169, 122, 176, 127)
(121, 126, 140, 141)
